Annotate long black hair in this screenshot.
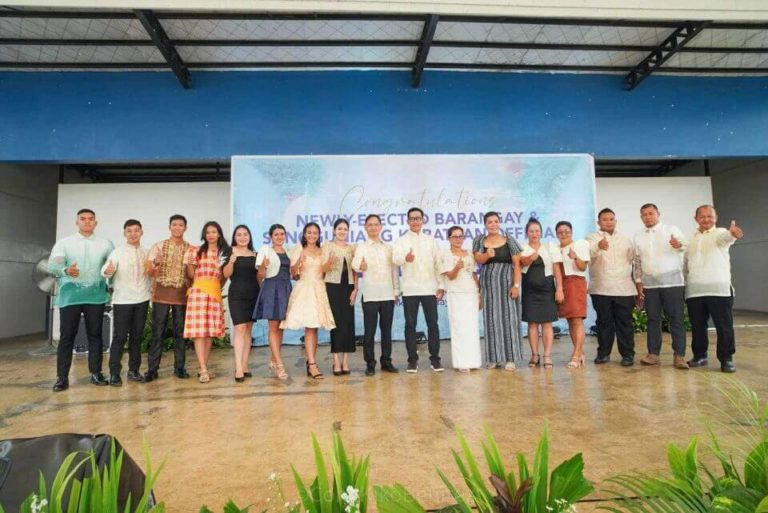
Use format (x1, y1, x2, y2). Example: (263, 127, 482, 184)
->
(230, 224, 254, 251)
(197, 221, 231, 261)
(301, 222, 322, 248)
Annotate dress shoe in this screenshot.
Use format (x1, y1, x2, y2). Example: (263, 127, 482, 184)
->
(687, 357, 708, 368)
(53, 377, 69, 392)
(90, 373, 109, 386)
(721, 361, 736, 373)
(620, 357, 634, 367)
(381, 363, 399, 373)
(365, 366, 376, 377)
(127, 370, 144, 382)
(174, 369, 190, 379)
(109, 374, 123, 386)
(594, 355, 611, 364)
(143, 370, 159, 383)
(640, 353, 660, 366)
(673, 356, 690, 370)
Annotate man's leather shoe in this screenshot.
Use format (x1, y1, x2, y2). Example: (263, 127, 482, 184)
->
(109, 374, 123, 386)
(620, 357, 634, 367)
(365, 367, 375, 377)
(640, 354, 660, 365)
(594, 355, 610, 364)
(174, 369, 190, 379)
(53, 377, 69, 392)
(90, 373, 108, 386)
(127, 370, 144, 382)
(381, 363, 399, 373)
(673, 356, 690, 370)
(721, 361, 736, 373)
(687, 357, 708, 368)
(143, 370, 159, 383)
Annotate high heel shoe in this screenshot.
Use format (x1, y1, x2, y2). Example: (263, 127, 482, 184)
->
(542, 354, 553, 369)
(528, 353, 540, 367)
(274, 363, 288, 380)
(235, 375, 245, 383)
(306, 361, 324, 380)
(566, 353, 586, 369)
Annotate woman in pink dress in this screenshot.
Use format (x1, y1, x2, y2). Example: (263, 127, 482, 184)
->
(281, 222, 335, 379)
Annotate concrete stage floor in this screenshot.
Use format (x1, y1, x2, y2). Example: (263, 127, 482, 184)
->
(1, 313, 766, 512)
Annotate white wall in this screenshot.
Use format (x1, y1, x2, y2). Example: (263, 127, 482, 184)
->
(57, 183, 231, 245)
(594, 177, 713, 237)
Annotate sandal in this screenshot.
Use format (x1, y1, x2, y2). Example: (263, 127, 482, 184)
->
(306, 361, 324, 380)
(198, 370, 210, 383)
(566, 354, 585, 369)
(542, 355, 553, 369)
(528, 354, 540, 367)
(275, 363, 288, 380)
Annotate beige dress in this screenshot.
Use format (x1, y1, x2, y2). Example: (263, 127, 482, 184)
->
(280, 249, 336, 330)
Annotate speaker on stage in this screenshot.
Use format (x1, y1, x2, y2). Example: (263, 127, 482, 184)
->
(73, 309, 112, 353)
(0, 433, 154, 512)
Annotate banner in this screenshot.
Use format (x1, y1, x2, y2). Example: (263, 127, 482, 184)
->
(231, 154, 596, 345)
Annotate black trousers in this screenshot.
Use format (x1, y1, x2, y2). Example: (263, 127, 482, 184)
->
(591, 294, 635, 359)
(148, 302, 187, 373)
(58, 303, 106, 378)
(362, 299, 394, 367)
(644, 286, 686, 357)
(403, 295, 440, 364)
(109, 301, 149, 376)
(686, 294, 735, 362)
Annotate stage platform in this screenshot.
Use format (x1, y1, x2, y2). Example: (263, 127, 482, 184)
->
(1, 313, 766, 512)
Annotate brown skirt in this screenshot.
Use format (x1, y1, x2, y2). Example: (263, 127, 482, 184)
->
(559, 275, 587, 319)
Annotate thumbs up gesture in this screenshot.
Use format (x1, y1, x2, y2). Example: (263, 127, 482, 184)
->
(568, 247, 577, 260)
(486, 247, 495, 258)
(66, 261, 80, 278)
(359, 257, 368, 271)
(405, 248, 415, 263)
(454, 257, 465, 270)
(323, 253, 337, 272)
(104, 260, 116, 277)
(669, 234, 682, 249)
(729, 220, 744, 239)
(261, 256, 270, 269)
(598, 234, 609, 251)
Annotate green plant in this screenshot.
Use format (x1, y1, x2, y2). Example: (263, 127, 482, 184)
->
(134, 305, 230, 354)
(374, 426, 593, 513)
(600, 378, 768, 512)
(198, 499, 254, 513)
(632, 306, 692, 333)
(291, 431, 370, 513)
(11, 438, 164, 513)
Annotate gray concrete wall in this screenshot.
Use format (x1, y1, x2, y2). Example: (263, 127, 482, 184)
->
(709, 159, 768, 312)
(0, 164, 59, 338)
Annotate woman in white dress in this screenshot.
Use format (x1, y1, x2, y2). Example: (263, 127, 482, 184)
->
(441, 226, 482, 372)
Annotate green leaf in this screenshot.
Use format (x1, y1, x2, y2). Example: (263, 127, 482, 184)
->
(436, 468, 473, 513)
(530, 423, 550, 513)
(290, 464, 316, 513)
(311, 434, 332, 513)
(548, 453, 594, 505)
(373, 484, 427, 513)
(755, 495, 768, 513)
(455, 429, 494, 508)
(744, 440, 768, 494)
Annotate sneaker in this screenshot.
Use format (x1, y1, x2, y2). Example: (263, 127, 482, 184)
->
(640, 354, 660, 366)
(673, 356, 690, 370)
(380, 363, 399, 373)
(406, 362, 418, 373)
(430, 361, 444, 372)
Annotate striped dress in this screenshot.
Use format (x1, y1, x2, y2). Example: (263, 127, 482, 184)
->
(473, 235, 523, 364)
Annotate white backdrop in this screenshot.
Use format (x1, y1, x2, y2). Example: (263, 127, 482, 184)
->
(53, 176, 712, 341)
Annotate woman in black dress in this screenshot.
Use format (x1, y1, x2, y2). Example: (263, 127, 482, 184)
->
(223, 224, 259, 382)
(519, 218, 563, 369)
(322, 219, 358, 375)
